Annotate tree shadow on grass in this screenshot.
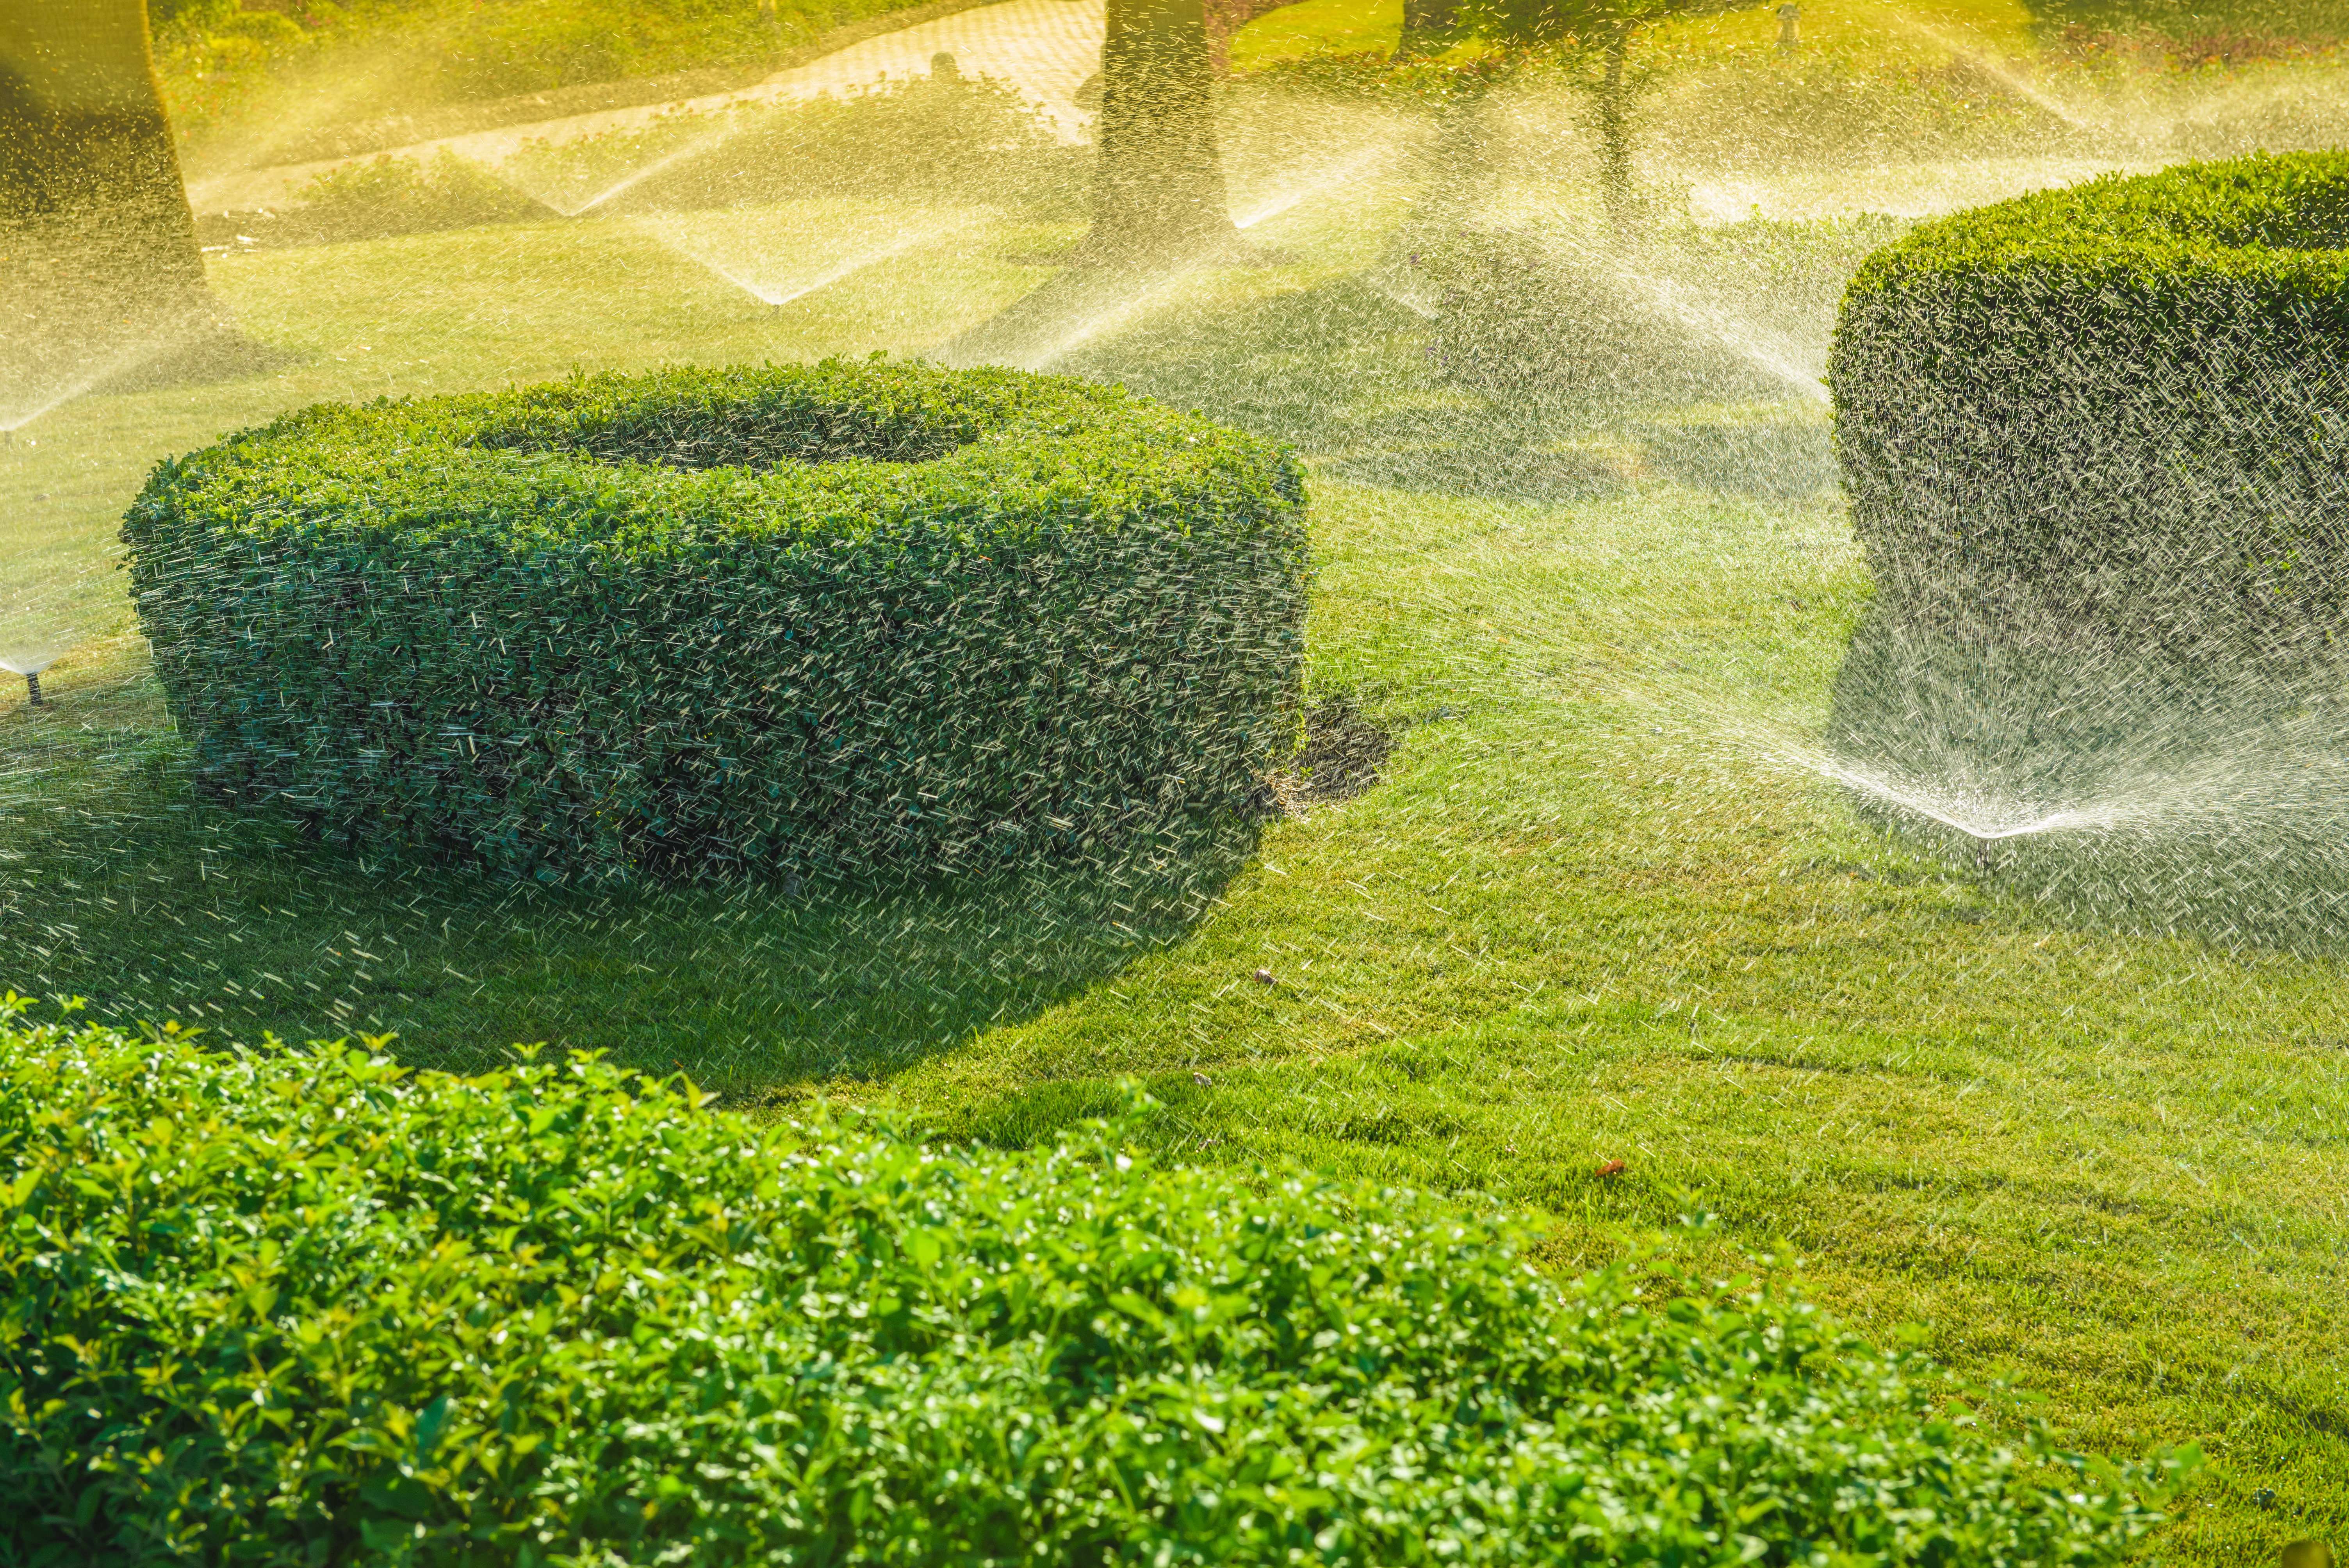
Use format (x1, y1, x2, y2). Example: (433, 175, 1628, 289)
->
(939, 266, 1508, 452)
(0, 677, 1260, 1091)
(939, 261, 1832, 506)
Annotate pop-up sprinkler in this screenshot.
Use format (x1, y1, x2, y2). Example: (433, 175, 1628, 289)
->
(0, 647, 66, 708)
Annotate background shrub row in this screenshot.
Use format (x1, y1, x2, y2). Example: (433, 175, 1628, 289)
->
(124, 359, 1308, 882)
(1828, 150, 2349, 665)
(0, 1006, 2190, 1566)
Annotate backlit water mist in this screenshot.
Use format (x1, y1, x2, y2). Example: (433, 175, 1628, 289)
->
(7, 0, 2347, 973)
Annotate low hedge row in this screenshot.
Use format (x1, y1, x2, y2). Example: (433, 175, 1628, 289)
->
(123, 360, 1308, 881)
(1829, 151, 2349, 661)
(0, 1006, 2191, 1566)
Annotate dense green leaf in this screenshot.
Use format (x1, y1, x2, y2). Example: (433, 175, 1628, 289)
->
(0, 1004, 2192, 1566)
(120, 358, 1310, 884)
(1828, 150, 2349, 659)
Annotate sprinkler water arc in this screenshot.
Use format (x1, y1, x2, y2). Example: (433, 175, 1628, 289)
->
(0, 650, 68, 709)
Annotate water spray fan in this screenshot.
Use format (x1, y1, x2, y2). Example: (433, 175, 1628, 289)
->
(0, 643, 69, 706)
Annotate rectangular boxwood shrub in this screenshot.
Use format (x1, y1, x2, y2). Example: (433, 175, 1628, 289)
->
(122, 358, 1308, 882)
(0, 1003, 2194, 1566)
(1829, 151, 2349, 669)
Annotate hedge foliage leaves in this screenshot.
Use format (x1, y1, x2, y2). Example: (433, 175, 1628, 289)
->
(123, 359, 1307, 882)
(0, 1005, 2195, 1566)
(1829, 150, 2349, 658)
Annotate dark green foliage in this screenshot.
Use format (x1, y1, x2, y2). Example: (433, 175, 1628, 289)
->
(2022, 0, 2347, 47)
(0, 1006, 2194, 1566)
(1828, 151, 2349, 664)
(121, 359, 1307, 882)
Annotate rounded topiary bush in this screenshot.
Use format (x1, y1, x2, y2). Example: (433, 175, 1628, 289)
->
(123, 359, 1307, 880)
(0, 1007, 2192, 1567)
(1829, 151, 2349, 662)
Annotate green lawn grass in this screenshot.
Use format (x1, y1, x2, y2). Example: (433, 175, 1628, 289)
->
(1229, 0, 1404, 68)
(2, 173, 2344, 1568)
(154, 0, 959, 159)
(1225, 0, 2342, 65)
(1224, 0, 2047, 66)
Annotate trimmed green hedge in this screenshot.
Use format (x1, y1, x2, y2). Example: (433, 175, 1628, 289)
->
(0, 1005, 2192, 1566)
(123, 360, 1307, 881)
(1829, 151, 2349, 660)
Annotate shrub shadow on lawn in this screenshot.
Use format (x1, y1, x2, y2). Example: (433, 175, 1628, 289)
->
(0, 680, 1262, 1090)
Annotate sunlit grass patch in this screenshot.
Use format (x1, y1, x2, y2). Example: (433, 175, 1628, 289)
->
(1229, 0, 1406, 67)
(0, 91, 2346, 1565)
(1650, 0, 2044, 64)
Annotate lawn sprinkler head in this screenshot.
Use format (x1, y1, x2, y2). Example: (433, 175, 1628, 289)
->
(1971, 832, 1992, 872)
(1, 644, 70, 708)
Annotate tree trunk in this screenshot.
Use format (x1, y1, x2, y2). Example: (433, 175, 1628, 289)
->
(1, 0, 216, 412)
(1596, 22, 1633, 239)
(1081, 0, 1241, 263)
(1394, 0, 1458, 59)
